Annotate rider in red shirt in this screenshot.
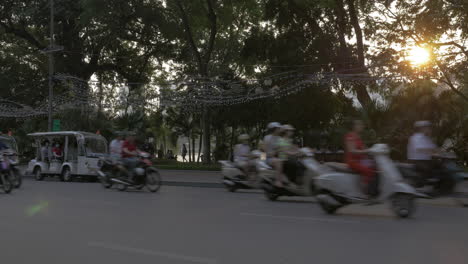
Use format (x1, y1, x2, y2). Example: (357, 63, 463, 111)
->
(122, 136, 137, 158)
(121, 135, 139, 181)
(344, 120, 377, 196)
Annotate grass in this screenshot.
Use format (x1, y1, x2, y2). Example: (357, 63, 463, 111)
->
(153, 159, 221, 171)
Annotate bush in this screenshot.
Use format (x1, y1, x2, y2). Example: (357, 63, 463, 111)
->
(152, 159, 220, 171)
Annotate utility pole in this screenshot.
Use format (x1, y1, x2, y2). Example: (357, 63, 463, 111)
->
(47, 0, 55, 131)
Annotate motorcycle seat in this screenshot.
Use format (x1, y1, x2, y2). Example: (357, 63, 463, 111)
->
(324, 162, 354, 173)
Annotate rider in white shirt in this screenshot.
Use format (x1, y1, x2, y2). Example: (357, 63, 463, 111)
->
(109, 134, 123, 160)
(233, 134, 253, 180)
(407, 121, 439, 186)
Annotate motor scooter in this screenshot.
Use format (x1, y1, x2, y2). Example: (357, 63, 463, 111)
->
(259, 148, 331, 201)
(220, 151, 261, 192)
(98, 151, 162, 193)
(315, 144, 426, 218)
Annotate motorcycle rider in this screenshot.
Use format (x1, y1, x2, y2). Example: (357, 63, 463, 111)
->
(121, 134, 139, 182)
(109, 133, 124, 160)
(233, 134, 254, 180)
(0, 140, 8, 151)
(262, 122, 284, 187)
(275, 124, 300, 186)
(344, 120, 378, 197)
(407, 121, 453, 193)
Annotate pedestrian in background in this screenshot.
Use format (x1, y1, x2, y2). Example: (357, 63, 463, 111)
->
(182, 144, 188, 162)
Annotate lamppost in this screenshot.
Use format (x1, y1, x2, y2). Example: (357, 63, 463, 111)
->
(48, 0, 54, 131)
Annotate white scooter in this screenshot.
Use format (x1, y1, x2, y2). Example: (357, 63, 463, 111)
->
(259, 148, 331, 201)
(315, 144, 427, 218)
(220, 151, 262, 192)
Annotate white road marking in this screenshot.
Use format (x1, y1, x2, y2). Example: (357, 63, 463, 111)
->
(241, 213, 359, 224)
(88, 242, 218, 264)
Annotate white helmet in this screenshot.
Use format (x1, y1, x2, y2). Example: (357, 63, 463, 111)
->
(267, 122, 282, 130)
(414, 120, 431, 128)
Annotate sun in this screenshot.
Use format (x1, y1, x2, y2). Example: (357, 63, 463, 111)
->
(408, 46, 431, 65)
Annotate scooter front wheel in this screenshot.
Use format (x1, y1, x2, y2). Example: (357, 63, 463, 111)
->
(1, 174, 13, 194)
(317, 194, 341, 214)
(98, 172, 113, 189)
(391, 193, 415, 218)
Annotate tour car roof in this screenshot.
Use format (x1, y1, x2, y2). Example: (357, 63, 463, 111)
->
(27, 131, 104, 138)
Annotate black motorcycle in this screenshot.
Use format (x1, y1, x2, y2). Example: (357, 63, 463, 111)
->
(5, 152, 22, 188)
(98, 152, 162, 192)
(0, 151, 15, 193)
(398, 154, 468, 204)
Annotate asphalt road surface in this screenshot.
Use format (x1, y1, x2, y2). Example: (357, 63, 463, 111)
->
(1, 176, 468, 264)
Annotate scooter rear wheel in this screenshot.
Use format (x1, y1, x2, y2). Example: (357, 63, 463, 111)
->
(117, 184, 127, 191)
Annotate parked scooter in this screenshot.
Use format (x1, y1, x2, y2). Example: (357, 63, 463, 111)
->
(220, 151, 261, 192)
(98, 151, 162, 193)
(259, 148, 330, 201)
(398, 153, 468, 206)
(315, 144, 426, 218)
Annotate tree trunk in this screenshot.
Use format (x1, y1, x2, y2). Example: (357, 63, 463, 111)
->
(202, 108, 211, 163)
(334, 0, 350, 69)
(188, 135, 192, 162)
(97, 75, 104, 118)
(192, 133, 196, 162)
(229, 126, 236, 162)
(197, 132, 203, 163)
(346, 0, 372, 108)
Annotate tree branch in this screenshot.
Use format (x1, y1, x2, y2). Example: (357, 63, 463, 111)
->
(174, 0, 204, 75)
(346, 0, 365, 67)
(0, 20, 45, 50)
(436, 61, 468, 102)
(432, 41, 468, 58)
(203, 0, 217, 71)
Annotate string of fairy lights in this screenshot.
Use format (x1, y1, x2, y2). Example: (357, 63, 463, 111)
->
(0, 70, 401, 119)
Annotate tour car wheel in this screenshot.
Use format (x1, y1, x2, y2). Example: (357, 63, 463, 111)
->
(34, 167, 44, 181)
(62, 167, 73, 182)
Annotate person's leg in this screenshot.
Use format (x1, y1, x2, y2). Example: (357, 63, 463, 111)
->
(272, 158, 283, 187)
(349, 162, 375, 196)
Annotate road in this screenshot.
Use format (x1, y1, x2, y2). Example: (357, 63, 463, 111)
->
(1, 176, 468, 264)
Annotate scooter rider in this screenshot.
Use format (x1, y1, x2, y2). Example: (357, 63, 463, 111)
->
(262, 122, 281, 152)
(275, 125, 301, 186)
(407, 121, 452, 193)
(344, 120, 378, 197)
(121, 134, 139, 181)
(234, 134, 254, 180)
(109, 133, 124, 160)
(262, 122, 284, 187)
